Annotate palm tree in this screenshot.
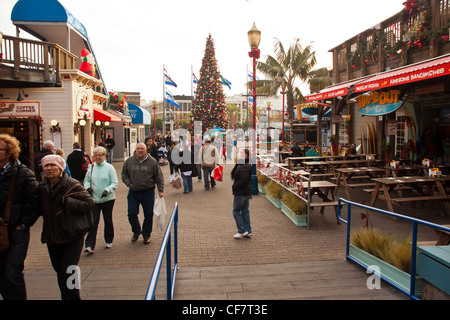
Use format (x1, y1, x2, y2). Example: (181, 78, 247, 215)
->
(255, 38, 318, 122)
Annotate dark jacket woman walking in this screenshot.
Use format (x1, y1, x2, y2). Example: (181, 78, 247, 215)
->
(0, 134, 40, 300)
(39, 155, 94, 300)
(230, 148, 252, 239)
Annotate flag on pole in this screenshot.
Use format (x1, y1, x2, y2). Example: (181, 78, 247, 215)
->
(164, 69, 177, 87)
(193, 73, 198, 84)
(220, 74, 232, 89)
(248, 72, 259, 81)
(165, 90, 180, 108)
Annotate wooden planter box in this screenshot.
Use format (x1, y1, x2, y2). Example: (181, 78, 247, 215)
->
(258, 184, 266, 194)
(265, 194, 281, 209)
(281, 203, 307, 227)
(349, 244, 422, 297)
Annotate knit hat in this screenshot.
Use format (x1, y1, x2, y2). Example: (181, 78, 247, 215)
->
(41, 154, 66, 171)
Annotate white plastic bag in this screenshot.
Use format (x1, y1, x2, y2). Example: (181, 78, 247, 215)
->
(154, 196, 167, 231)
(168, 172, 178, 183)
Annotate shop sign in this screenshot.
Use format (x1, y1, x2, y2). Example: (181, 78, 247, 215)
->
(357, 90, 404, 116)
(0, 101, 40, 117)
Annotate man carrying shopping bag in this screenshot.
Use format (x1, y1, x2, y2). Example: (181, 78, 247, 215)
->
(121, 143, 164, 245)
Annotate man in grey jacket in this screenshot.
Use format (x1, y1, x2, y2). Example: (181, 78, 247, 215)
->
(121, 142, 164, 244)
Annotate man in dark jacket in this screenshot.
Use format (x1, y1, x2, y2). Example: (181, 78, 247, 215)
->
(230, 148, 252, 239)
(0, 134, 40, 300)
(122, 142, 164, 245)
(290, 141, 303, 157)
(67, 142, 91, 183)
(33, 140, 54, 182)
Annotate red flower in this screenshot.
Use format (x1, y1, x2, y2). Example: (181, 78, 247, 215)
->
(443, 35, 449, 41)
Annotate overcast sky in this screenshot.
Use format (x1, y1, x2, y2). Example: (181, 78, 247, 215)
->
(1, 0, 406, 103)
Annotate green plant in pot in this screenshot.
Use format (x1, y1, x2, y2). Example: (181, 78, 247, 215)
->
(282, 192, 307, 216)
(265, 181, 284, 199)
(351, 228, 412, 273)
(257, 172, 269, 186)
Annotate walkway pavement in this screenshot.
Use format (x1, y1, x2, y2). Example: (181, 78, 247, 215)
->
(20, 161, 450, 300)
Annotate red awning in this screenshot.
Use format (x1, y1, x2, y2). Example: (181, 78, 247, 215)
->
(306, 78, 366, 102)
(354, 54, 450, 93)
(93, 108, 122, 122)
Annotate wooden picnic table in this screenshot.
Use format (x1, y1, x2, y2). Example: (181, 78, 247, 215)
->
(326, 159, 376, 170)
(387, 165, 424, 177)
(335, 167, 385, 200)
(303, 161, 332, 174)
(369, 176, 450, 219)
(287, 156, 328, 169)
(298, 180, 340, 224)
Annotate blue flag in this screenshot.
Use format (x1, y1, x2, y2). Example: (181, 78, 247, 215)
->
(164, 69, 177, 87)
(193, 73, 198, 84)
(165, 91, 180, 108)
(220, 74, 232, 89)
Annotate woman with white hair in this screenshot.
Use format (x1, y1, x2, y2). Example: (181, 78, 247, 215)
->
(83, 146, 118, 253)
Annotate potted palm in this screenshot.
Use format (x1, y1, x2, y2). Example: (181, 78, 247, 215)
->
(281, 192, 307, 227)
(265, 180, 284, 209)
(350, 228, 422, 297)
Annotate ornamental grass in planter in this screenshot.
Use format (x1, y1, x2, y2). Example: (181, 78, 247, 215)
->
(257, 172, 269, 194)
(351, 228, 412, 273)
(350, 228, 421, 296)
(281, 191, 307, 227)
(265, 180, 284, 208)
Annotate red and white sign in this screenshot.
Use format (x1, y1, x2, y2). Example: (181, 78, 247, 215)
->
(306, 88, 349, 102)
(354, 56, 450, 93)
(0, 101, 40, 117)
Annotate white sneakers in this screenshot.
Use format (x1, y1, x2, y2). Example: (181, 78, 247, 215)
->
(84, 243, 113, 253)
(233, 232, 252, 239)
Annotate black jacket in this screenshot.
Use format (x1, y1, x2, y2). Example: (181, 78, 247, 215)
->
(67, 150, 89, 182)
(38, 173, 94, 245)
(34, 148, 53, 182)
(0, 161, 40, 231)
(291, 145, 303, 157)
(231, 160, 252, 196)
(175, 148, 196, 173)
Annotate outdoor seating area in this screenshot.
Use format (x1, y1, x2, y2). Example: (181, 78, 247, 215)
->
(258, 152, 450, 228)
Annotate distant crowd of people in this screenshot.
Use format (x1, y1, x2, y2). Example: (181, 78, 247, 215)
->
(0, 130, 253, 300)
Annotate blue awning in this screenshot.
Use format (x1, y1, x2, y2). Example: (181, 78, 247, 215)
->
(11, 0, 88, 39)
(128, 104, 151, 125)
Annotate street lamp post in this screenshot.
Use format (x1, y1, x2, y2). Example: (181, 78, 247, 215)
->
(248, 22, 261, 195)
(280, 90, 286, 143)
(152, 100, 157, 137)
(266, 101, 271, 129)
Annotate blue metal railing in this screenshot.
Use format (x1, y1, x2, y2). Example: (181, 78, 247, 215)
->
(145, 202, 179, 300)
(337, 198, 450, 300)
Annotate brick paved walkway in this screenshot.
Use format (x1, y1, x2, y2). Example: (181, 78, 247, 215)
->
(20, 161, 449, 299)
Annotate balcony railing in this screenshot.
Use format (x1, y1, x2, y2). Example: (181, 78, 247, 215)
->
(0, 35, 78, 85)
(333, 0, 450, 83)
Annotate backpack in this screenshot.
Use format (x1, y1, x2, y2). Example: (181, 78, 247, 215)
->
(81, 152, 92, 172)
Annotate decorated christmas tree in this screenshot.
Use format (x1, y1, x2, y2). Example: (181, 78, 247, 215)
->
(190, 34, 228, 134)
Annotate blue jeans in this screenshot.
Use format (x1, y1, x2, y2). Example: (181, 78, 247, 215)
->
(127, 189, 155, 239)
(202, 166, 215, 190)
(0, 229, 30, 300)
(181, 172, 193, 193)
(232, 196, 252, 234)
(107, 149, 114, 163)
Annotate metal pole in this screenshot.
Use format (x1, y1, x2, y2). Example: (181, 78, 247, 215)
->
(251, 53, 258, 195)
(281, 91, 286, 142)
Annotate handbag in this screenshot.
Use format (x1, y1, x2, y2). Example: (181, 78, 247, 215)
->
(191, 165, 198, 178)
(212, 165, 223, 182)
(0, 172, 17, 251)
(60, 184, 94, 237)
(171, 173, 182, 189)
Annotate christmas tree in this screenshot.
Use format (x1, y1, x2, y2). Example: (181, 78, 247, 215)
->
(190, 34, 228, 134)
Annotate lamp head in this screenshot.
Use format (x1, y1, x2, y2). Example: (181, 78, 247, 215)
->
(247, 23, 261, 50)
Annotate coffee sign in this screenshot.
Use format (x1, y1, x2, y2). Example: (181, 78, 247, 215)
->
(0, 102, 40, 117)
(357, 90, 404, 116)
